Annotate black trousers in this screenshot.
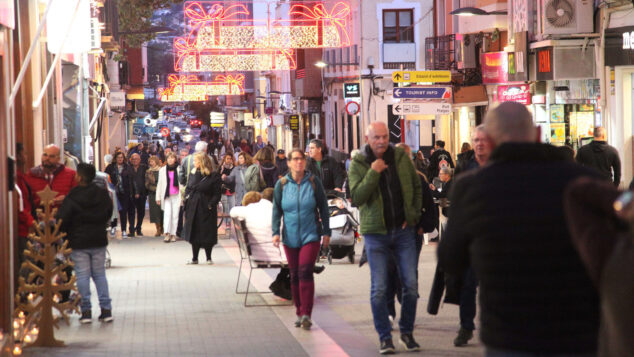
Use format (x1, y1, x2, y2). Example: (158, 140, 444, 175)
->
(128, 195, 147, 232)
(117, 193, 131, 232)
(192, 243, 212, 261)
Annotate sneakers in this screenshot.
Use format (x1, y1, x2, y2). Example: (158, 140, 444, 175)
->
(399, 333, 421, 352)
(79, 310, 92, 324)
(128, 231, 135, 238)
(294, 317, 301, 328)
(98, 309, 113, 323)
(187, 260, 198, 265)
(300, 315, 312, 330)
(453, 327, 473, 347)
(136, 228, 142, 237)
(122, 232, 128, 239)
(206, 259, 213, 265)
(379, 338, 396, 355)
(170, 235, 177, 242)
(163, 235, 170, 243)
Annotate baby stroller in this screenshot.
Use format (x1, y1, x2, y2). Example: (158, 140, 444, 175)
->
(323, 194, 359, 264)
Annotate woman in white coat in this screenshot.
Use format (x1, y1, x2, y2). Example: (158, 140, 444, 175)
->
(156, 152, 181, 242)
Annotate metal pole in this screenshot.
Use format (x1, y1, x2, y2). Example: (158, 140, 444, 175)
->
(32, 0, 82, 109)
(8, 0, 56, 109)
(88, 97, 107, 131)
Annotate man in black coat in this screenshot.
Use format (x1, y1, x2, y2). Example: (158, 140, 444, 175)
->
(427, 140, 455, 180)
(275, 149, 289, 177)
(306, 139, 345, 192)
(438, 102, 599, 355)
(127, 153, 148, 237)
(576, 126, 621, 186)
(57, 163, 114, 324)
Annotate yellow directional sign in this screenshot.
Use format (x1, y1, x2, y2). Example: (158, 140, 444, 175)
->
(392, 70, 451, 83)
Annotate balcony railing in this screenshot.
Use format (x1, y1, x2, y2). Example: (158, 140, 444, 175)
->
(382, 43, 416, 69)
(425, 35, 455, 70)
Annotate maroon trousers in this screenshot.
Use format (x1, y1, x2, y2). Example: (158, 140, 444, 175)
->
(283, 241, 321, 317)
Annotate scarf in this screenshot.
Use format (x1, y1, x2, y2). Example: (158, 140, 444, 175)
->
(166, 163, 179, 189)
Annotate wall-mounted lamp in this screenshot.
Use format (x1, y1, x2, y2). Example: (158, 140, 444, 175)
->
(450, 7, 507, 16)
(314, 61, 328, 68)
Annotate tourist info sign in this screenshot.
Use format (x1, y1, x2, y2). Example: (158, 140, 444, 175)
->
(392, 70, 451, 83)
(393, 86, 452, 99)
(392, 102, 452, 115)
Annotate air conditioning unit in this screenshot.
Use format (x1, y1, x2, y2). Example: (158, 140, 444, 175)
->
(541, 0, 593, 36)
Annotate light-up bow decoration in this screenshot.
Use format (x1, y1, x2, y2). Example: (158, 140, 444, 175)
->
(180, 1, 352, 50)
(158, 74, 245, 102)
(174, 39, 297, 72)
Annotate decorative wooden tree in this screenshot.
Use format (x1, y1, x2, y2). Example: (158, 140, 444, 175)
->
(14, 185, 80, 348)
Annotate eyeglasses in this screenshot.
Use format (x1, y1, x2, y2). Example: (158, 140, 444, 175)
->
(290, 157, 305, 162)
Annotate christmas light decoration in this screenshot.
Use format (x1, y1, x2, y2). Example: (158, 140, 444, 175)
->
(181, 1, 351, 50)
(174, 39, 297, 71)
(158, 73, 246, 102)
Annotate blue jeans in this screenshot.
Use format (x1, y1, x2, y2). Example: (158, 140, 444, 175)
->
(486, 348, 595, 357)
(364, 226, 418, 341)
(70, 247, 112, 312)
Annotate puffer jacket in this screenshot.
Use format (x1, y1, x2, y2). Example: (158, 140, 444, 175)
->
(272, 171, 331, 248)
(348, 145, 422, 235)
(25, 164, 77, 207)
(56, 183, 113, 250)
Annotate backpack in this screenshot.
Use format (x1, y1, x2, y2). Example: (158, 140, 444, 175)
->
(244, 164, 266, 192)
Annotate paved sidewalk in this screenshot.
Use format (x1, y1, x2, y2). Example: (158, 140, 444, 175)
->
(24, 219, 484, 356)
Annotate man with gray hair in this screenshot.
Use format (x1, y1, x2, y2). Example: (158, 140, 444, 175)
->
(438, 102, 600, 355)
(576, 126, 621, 186)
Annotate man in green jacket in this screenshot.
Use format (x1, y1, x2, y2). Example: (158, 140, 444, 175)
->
(349, 122, 422, 354)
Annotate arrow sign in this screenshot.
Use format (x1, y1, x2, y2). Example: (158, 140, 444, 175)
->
(392, 70, 451, 83)
(392, 102, 452, 116)
(393, 87, 452, 99)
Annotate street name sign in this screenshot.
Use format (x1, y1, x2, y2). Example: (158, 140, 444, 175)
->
(392, 70, 451, 83)
(393, 87, 452, 99)
(392, 102, 452, 115)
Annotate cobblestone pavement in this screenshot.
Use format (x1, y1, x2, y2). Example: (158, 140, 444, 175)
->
(24, 219, 484, 357)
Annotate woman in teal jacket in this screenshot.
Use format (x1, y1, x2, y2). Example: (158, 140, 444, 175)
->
(273, 148, 331, 330)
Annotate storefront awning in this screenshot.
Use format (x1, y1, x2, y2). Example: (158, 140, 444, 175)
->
(453, 85, 488, 107)
(126, 87, 145, 100)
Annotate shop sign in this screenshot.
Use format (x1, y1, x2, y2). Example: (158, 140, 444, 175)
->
(272, 114, 284, 126)
(110, 91, 126, 107)
(536, 47, 553, 81)
(343, 83, 361, 98)
(508, 31, 528, 82)
(392, 102, 451, 115)
(481, 52, 508, 84)
(210, 112, 225, 127)
(605, 26, 634, 66)
(497, 85, 531, 105)
(289, 114, 300, 131)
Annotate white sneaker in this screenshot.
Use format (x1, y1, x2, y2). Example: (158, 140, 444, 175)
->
(122, 232, 128, 239)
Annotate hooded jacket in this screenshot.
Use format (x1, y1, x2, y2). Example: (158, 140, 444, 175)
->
(576, 140, 621, 186)
(348, 145, 422, 235)
(306, 155, 346, 191)
(272, 171, 331, 248)
(56, 183, 113, 250)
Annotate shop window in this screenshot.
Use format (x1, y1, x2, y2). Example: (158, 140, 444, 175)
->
(383, 9, 414, 43)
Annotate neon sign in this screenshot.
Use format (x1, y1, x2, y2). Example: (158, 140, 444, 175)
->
(181, 1, 351, 50)
(158, 74, 245, 102)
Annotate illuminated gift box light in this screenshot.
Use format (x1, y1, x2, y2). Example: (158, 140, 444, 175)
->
(158, 74, 245, 102)
(182, 1, 351, 50)
(175, 39, 297, 71)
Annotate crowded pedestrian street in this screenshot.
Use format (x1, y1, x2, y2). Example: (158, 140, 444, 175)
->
(23, 220, 483, 357)
(2, 0, 634, 356)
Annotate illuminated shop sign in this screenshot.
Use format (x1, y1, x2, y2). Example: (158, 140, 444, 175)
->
(158, 74, 245, 102)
